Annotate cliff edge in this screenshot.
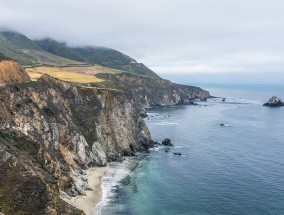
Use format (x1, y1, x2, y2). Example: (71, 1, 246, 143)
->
(0, 75, 153, 215)
(95, 73, 210, 106)
(0, 51, 210, 214)
(0, 60, 31, 84)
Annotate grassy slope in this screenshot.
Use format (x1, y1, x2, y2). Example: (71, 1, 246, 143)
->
(35, 38, 161, 79)
(0, 60, 31, 83)
(26, 67, 105, 83)
(0, 31, 160, 80)
(0, 52, 10, 61)
(0, 31, 82, 66)
(0, 31, 198, 95)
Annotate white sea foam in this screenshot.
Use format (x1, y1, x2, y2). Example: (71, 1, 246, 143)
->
(174, 146, 184, 149)
(207, 97, 260, 105)
(94, 157, 138, 215)
(151, 122, 178, 126)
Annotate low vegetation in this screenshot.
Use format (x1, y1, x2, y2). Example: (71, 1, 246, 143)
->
(35, 38, 161, 78)
(0, 31, 82, 66)
(0, 60, 31, 83)
(26, 66, 104, 83)
(59, 65, 123, 75)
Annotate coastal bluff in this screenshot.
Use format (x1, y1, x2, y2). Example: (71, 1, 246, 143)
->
(0, 60, 31, 84)
(0, 75, 153, 214)
(0, 59, 209, 214)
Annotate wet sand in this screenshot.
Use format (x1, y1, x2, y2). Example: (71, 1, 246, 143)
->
(69, 166, 108, 215)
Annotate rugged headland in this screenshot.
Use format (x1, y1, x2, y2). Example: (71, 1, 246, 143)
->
(0, 74, 153, 214)
(0, 64, 208, 215)
(0, 30, 210, 215)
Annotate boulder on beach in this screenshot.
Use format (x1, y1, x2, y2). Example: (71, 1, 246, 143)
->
(162, 138, 173, 146)
(263, 96, 284, 107)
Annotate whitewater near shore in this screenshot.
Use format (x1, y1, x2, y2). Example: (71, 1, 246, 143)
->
(62, 157, 141, 215)
(63, 166, 108, 215)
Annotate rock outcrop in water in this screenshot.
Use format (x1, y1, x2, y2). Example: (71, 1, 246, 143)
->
(263, 96, 284, 107)
(162, 138, 173, 146)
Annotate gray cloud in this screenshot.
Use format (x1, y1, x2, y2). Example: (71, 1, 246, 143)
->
(1, 0, 284, 83)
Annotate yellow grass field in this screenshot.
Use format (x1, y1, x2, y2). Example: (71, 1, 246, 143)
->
(26, 66, 107, 83)
(61, 65, 122, 75)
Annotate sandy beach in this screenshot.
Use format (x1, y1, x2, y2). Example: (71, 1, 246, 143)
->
(69, 166, 108, 215)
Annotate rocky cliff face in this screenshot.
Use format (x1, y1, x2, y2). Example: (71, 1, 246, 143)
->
(0, 60, 31, 84)
(96, 73, 210, 106)
(129, 83, 210, 106)
(0, 129, 84, 215)
(0, 60, 210, 215)
(0, 76, 152, 215)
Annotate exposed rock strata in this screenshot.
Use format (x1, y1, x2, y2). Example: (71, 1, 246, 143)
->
(95, 73, 210, 106)
(0, 64, 210, 214)
(0, 75, 152, 214)
(129, 84, 209, 106)
(0, 60, 31, 84)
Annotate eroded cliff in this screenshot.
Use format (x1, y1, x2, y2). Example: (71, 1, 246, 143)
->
(0, 75, 152, 215)
(0, 59, 210, 215)
(95, 73, 210, 106)
(0, 60, 31, 84)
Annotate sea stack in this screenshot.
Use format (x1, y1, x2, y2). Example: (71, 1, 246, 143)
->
(263, 96, 284, 107)
(162, 138, 174, 146)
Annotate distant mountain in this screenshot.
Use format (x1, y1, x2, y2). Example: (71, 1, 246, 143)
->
(35, 39, 160, 79)
(0, 31, 81, 66)
(0, 31, 160, 79)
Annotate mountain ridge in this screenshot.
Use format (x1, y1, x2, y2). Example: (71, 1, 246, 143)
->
(35, 38, 160, 78)
(0, 30, 160, 78)
(0, 31, 82, 66)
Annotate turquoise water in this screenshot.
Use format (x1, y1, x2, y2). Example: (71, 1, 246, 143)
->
(101, 84, 284, 215)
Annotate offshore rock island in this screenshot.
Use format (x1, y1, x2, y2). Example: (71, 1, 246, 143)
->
(0, 31, 209, 215)
(263, 96, 284, 107)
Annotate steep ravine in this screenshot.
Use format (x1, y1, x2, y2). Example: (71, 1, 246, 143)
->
(0, 76, 152, 215)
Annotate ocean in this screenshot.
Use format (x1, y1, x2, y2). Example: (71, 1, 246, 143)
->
(99, 83, 284, 215)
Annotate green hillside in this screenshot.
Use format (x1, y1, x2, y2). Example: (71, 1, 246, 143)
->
(35, 39, 161, 79)
(0, 31, 160, 79)
(0, 31, 82, 66)
(0, 52, 10, 61)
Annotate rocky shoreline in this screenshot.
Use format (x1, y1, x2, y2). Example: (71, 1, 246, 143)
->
(0, 63, 210, 215)
(61, 166, 109, 215)
(0, 75, 153, 214)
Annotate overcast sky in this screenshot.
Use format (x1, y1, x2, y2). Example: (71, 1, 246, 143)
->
(1, 0, 284, 84)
